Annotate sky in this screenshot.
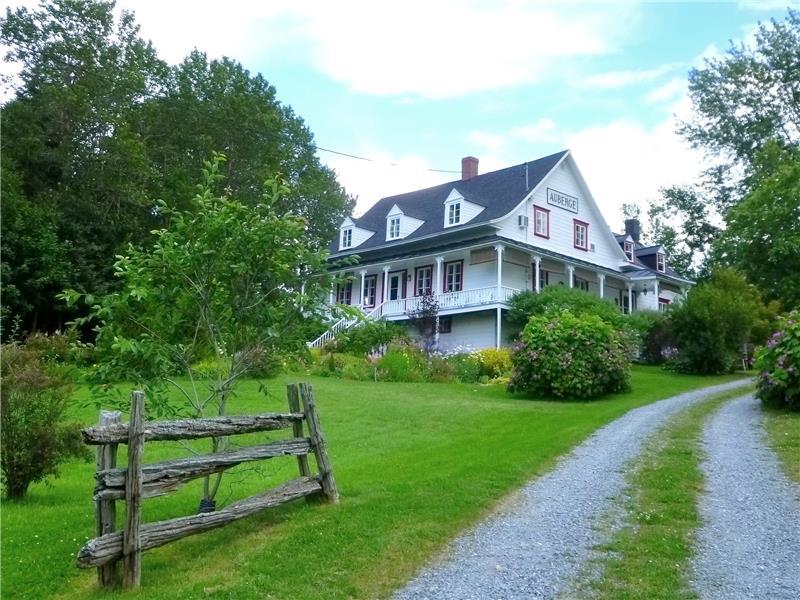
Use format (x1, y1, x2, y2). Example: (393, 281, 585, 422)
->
(3, 0, 794, 229)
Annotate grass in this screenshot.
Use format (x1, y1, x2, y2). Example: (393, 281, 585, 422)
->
(590, 384, 755, 600)
(1, 367, 743, 600)
(763, 406, 800, 485)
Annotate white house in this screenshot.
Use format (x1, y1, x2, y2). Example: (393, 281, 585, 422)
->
(311, 150, 692, 350)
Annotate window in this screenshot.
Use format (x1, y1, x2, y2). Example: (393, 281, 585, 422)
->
(656, 252, 666, 272)
(415, 265, 433, 296)
(533, 206, 550, 238)
(341, 227, 353, 249)
(362, 275, 377, 307)
(388, 217, 401, 239)
(443, 260, 463, 292)
(538, 269, 549, 291)
(624, 240, 634, 262)
(336, 281, 353, 305)
(447, 202, 461, 225)
(574, 219, 589, 251)
(575, 277, 590, 292)
(438, 315, 452, 334)
(658, 298, 670, 312)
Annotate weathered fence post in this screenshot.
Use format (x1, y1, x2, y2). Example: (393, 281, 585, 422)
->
(298, 383, 339, 504)
(286, 385, 311, 478)
(95, 410, 121, 587)
(123, 391, 145, 588)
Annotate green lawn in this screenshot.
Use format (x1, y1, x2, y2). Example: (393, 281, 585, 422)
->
(591, 385, 754, 600)
(1, 367, 743, 600)
(763, 407, 800, 485)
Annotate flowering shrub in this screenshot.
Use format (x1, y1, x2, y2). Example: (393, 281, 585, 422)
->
(755, 312, 800, 411)
(475, 347, 513, 378)
(508, 310, 631, 399)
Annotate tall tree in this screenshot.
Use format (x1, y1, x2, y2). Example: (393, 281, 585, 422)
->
(713, 142, 800, 309)
(679, 9, 800, 203)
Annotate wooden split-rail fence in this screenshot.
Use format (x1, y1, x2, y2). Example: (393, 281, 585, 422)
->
(76, 382, 338, 588)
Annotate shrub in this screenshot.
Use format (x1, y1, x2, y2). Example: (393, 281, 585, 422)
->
(626, 310, 674, 364)
(333, 320, 409, 356)
(669, 269, 770, 374)
(508, 310, 631, 399)
(475, 347, 513, 378)
(755, 312, 800, 411)
(0, 343, 87, 499)
(508, 287, 625, 330)
(377, 344, 430, 382)
(444, 353, 482, 383)
(429, 355, 456, 383)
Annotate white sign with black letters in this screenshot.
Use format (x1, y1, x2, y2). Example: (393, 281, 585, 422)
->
(546, 188, 579, 213)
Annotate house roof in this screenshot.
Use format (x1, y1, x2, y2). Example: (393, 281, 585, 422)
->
(331, 150, 569, 255)
(611, 233, 691, 283)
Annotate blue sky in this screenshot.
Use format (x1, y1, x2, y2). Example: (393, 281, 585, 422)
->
(6, 0, 793, 228)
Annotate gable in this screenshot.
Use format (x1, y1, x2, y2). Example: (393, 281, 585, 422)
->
(443, 188, 485, 228)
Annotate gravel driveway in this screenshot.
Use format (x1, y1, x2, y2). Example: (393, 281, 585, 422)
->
(692, 394, 800, 600)
(394, 380, 751, 600)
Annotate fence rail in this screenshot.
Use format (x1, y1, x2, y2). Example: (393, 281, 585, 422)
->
(76, 383, 338, 589)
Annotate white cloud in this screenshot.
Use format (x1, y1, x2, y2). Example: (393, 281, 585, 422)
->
(737, 0, 791, 11)
(510, 118, 559, 143)
(113, 0, 634, 98)
(645, 77, 687, 104)
(321, 148, 452, 217)
(582, 63, 679, 89)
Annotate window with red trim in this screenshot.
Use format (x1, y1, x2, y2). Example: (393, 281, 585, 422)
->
(573, 219, 589, 251)
(533, 206, 550, 238)
(415, 265, 433, 296)
(336, 281, 353, 305)
(362, 275, 377, 307)
(443, 261, 463, 292)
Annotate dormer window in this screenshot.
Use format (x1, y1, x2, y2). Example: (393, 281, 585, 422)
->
(656, 252, 666, 272)
(388, 216, 401, 239)
(448, 202, 461, 225)
(624, 240, 634, 262)
(341, 227, 353, 249)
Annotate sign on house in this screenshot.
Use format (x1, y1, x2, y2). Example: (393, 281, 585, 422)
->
(547, 188, 579, 213)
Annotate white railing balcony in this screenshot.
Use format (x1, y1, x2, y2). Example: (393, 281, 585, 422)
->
(379, 285, 518, 317)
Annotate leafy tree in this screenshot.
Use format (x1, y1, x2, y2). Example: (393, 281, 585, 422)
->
(63, 155, 335, 506)
(407, 292, 440, 355)
(713, 142, 800, 309)
(679, 10, 800, 180)
(669, 269, 773, 374)
(646, 186, 719, 278)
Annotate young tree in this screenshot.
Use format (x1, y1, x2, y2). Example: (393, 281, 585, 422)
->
(407, 292, 440, 355)
(63, 154, 335, 508)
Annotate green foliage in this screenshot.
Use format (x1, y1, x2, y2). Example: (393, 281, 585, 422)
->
(64, 155, 334, 422)
(0, 0, 353, 337)
(680, 10, 800, 180)
(508, 311, 632, 399)
(332, 320, 409, 356)
(756, 311, 800, 411)
(508, 286, 625, 330)
(669, 269, 772, 374)
(0, 343, 87, 499)
(713, 142, 800, 309)
(445, 353, 482, 383)
(475, 347, 513, 379)
(626, 311, 674, 365)
(377, 345, 431, 382)
(407, 293, 440, 355)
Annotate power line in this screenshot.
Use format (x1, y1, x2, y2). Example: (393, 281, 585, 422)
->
(314, 145, 460, 174)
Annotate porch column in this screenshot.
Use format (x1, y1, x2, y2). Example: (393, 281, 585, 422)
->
(627, 283, 633, 314)
(598, 273, 605, 299)
(382, 266, 390, 303)
(435, 256, 444, 296)
(496, 307, 502, 349)
(494, 244, 505, 301)
(359, 270, 367, 308)
(329, 282, 335, 305)
(653, 279, 659, 301)
(534, 256, 541, 293)
(567, 265, 575, 289)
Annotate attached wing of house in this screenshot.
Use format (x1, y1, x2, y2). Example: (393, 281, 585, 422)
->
(314, 150, 693, 351)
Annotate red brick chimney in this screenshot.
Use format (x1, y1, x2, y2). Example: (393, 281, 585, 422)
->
(461, 156, 479, 181)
